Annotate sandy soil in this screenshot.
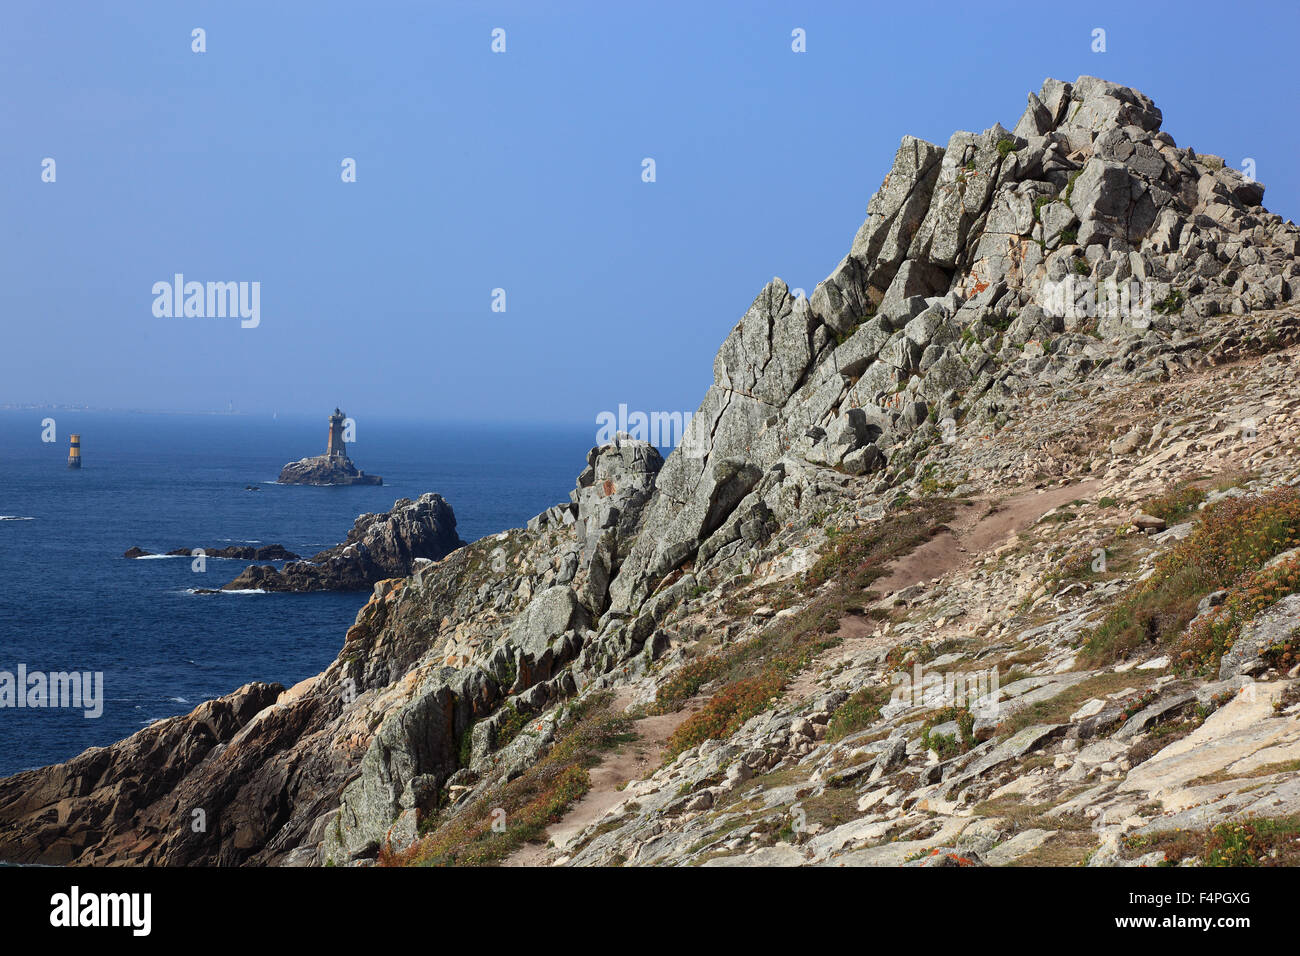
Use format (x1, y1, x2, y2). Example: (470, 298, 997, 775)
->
(870, 480, 1100, 597)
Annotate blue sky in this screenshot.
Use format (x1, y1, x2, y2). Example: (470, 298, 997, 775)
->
(2, 0, 1297, 424)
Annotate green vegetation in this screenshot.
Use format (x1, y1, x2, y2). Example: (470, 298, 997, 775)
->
(1064, 169, 1082, 205)
(492, 702, 530, 750)
(1175, 553, 1300, 674)
(382, 692, 633, 866)
(1154, 289, 1185, 315)
(832, 307, 876, 346)
(921, 706, 976, 758)
(653, 498, 955, 760)
(664, 670, 785, 760)
(826, 685, 891, 741)
(1042, 537, 1123, 592)
(1143, 482, 1206, 523)
(1082, 486, 1300, 670)
(996, 670, 1154, 739)
(805, 497, 954, 593)
(996, 137, 1018, 159)
(1124, 817, 1300, 866)
(456, 721, 475, 768)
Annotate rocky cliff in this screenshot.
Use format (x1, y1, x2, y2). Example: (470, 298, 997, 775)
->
(222, 493, 464, 592)
(4, 77, 1300, 868)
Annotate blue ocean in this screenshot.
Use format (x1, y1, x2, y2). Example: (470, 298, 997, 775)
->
(0, 411, 596, 777)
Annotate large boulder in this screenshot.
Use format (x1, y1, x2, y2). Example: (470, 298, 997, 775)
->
(223, 493, 464, 592)
(1219, 594, 1300, 680)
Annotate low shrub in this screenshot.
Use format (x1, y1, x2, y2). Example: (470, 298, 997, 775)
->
(825, 685, 891, 741)
(1083, 487, 1300, 668)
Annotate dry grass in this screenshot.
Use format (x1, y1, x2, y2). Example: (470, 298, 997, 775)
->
(995, 669, 1152, 738)
(654, 499, 957, 760)
(1082, 486, 1300, 668)
(380, 692, 633, 866)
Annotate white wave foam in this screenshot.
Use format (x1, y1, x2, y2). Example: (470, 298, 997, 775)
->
(0, 516, 35, 521)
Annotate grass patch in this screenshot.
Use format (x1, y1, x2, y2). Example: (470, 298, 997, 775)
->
(1063, 169, 1081, 206)
(920, 706, 976, 757)
(492, 702, 529, 750)
(804, 497, 956, 594)
(1174, 554, 1300, 675)
(825, 685, 891, 741)
(1143, 482, 1206, 524)
(1124, 817, 1300, 866)
(1153, 289, 1186, 316)
(381, 692, 632, 866)
(1042, 534, 1134, 592)
(995, 669, 1147, 738)
(650, 657, 725, 716)
(1082, 487, 1300, 668)
(655, 499, 958, 761)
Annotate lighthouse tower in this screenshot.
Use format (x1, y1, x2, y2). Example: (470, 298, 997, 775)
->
(68, 434, 82, 469)
(327, 408, 346, 459)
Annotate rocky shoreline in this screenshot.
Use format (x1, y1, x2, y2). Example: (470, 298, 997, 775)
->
(3, 76, 1300, 868)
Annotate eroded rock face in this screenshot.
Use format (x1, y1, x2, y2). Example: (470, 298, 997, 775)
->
(603, 75, 1300, 617)
(0, 682, 284, 865)
(223, 493, 464, 592)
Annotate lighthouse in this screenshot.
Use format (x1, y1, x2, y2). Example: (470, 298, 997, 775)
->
(68, 434, 81, 469)
(277, 408, 380, 485)
(327, 408, 346, 458)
